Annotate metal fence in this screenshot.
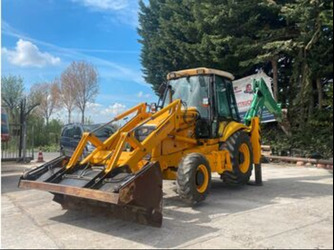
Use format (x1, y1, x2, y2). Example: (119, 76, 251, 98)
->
(1, 124, 34, 162)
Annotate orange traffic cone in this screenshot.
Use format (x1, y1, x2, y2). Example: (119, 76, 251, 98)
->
(37, 149, 45, 163)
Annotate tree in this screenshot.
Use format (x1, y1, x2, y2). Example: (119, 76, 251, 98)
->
(138, 0, 167, 93)
(60, 69, 78, 124)
(27, 114, 63, 148)
(138, 0, 333, 157)
(282, 0, 333, 123)
(1, 75, 24, 123)
(30, 81, 60, 125)
(60, 61, 98, 124)
(139, 0, 290, 93)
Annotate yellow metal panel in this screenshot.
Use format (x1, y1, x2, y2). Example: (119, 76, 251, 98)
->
(162, 169, 177, 180)
(167, 68, 235, 81)
(67, 133, 89, 168)
(205, 149, 232, 174)
(219, 121, 249, 142)
(89, 150, 113, 165)
(250, 117, 262, 164)
(119, 100, 183, 172)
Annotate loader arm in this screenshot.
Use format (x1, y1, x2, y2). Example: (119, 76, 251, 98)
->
(66, 102, 149, 169)
(244, 78, 282, 126)
(104, 99, 183, 173)
(68, 100, 183, 173)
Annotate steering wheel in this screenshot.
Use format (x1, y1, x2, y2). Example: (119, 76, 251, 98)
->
(181, 101, 201, 124)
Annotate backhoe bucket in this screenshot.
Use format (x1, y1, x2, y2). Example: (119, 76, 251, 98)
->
(18, 156, 163, 227)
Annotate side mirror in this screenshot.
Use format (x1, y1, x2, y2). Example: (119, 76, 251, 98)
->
(150, 103, 157, 113)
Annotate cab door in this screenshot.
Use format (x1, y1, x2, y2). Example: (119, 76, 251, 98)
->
(215, 76, 240, 122)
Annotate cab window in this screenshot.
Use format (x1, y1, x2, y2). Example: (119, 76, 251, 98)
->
(216, 76, 240, 121)
(165, 75, 210, 119)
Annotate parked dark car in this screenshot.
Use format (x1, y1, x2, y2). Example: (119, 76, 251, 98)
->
(60, 123, 116, 157)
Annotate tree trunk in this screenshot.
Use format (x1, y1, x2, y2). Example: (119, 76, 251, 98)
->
(316, 78, 323, 110)
(271, 58, 279, 101)
(68, 109, 71, 124)
(22, 120, 27, 162)
(308, 88, 315, 120)
(81, 108, 85, 124)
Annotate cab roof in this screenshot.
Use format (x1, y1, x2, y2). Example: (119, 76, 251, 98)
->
(167, 67, 235, 81)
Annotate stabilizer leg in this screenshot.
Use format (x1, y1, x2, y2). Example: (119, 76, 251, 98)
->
(248, 164, 263, 186)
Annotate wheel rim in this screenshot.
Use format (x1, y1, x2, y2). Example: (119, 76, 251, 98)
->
(239, 143, 251, 174)
(196, 164, 209, 193)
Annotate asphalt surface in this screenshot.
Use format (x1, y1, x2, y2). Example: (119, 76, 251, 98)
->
(1, 158, 333, 249)
(1, 152, 60, 194)
(1, 174, 21, 194)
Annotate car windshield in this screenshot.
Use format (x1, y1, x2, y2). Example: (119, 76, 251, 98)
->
(165, 75, 210, 118)
(83, 125, 115, 138)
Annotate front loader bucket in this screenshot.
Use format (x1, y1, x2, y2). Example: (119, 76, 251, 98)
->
(18, 156, 163, 227)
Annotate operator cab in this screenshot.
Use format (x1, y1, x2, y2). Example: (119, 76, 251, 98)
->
(161, 68, 240, 139)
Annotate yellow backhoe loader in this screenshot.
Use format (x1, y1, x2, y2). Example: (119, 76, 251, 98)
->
(19, 68, 282, 227)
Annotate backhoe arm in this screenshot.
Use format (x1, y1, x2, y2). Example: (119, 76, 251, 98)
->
(244, 78, 282, 126)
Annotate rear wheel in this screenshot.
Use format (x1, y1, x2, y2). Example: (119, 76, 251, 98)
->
(221, 131, 253, 185)
(177, 153, 211, 204)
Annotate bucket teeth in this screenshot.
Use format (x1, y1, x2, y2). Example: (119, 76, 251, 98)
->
(18, 159, 163, 227)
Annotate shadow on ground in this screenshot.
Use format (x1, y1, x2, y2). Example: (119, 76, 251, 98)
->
(49, 172, 333, 248)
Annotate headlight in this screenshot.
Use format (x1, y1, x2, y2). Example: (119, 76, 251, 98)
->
(134, 126, 156, 142)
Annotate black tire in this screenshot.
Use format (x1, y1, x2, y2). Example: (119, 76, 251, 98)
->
(177, 153, 211, 204)
(221, 131, 253, 185)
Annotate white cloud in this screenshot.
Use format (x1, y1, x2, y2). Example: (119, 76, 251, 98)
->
(137, 91, 151, 99)
(52, 102, 127, 124)
(102, 103, 127, 116)
(2, 22, 148, 87)
(72, 0, 139, 27)
(137, 91, 144, 98)
(72, 0, 129, 11)
(87, 102, 103, 109)
(2, 39, 61, 67)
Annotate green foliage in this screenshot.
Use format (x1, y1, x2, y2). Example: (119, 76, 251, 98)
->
(139, 0, 333, 158)
(27, 114, 63, 148)
(1, 75, 24, 123)
(263, 115, 333, 158)
(38, 144, 60, 153)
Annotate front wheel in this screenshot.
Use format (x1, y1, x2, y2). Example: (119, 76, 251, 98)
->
(177, 153, 211, 204)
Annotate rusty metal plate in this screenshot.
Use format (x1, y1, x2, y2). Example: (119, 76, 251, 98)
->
(19, 180, 120, 204)
(18, 161, 164, 227)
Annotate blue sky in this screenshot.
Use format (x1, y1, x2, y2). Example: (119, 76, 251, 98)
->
(1, 0, 156, 123)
